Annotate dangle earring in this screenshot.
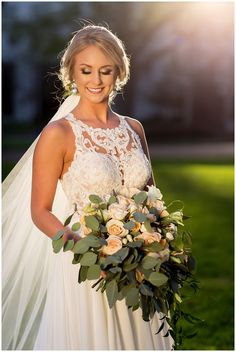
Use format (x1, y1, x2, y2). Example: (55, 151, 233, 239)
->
(70, 80, 78, 95)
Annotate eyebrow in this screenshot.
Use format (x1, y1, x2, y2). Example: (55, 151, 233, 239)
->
(79, 64, 114, 68)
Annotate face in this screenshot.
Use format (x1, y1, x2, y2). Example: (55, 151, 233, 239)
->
(72, 45, 118, 103)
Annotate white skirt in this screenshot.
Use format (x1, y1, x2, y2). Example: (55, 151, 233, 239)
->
(3, 182, 173, 350)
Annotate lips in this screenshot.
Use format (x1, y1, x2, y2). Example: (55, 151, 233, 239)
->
(87, 87, 104, 94)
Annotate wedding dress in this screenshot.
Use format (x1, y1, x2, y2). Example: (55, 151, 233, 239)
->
(2, 96, 173, 350)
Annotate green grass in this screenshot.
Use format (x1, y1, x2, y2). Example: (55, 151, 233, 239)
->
(152, 159, 234, 350)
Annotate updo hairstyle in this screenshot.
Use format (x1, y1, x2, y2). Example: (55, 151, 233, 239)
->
(59, 24, 130, 103)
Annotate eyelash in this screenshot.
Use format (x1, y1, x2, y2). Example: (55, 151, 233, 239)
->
(81, 70, 113, 75)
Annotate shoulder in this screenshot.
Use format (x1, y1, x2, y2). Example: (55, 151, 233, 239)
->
(121, 115, 146, 139)
(41, 118, 69, 138)
(35, 118, 69, 154)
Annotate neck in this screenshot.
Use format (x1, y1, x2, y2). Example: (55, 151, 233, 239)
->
(74, 98, 112, 123)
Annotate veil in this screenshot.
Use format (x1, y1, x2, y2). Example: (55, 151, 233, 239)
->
(2, 95, 80, 349)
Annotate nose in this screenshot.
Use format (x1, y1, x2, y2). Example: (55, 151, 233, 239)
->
(91, 71, 102, 86)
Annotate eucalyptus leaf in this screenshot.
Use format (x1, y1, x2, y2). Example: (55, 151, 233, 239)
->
(133, 212, 147, 222)
(114, 247, 130, 262)
(108, 195, 117, 205)
(64, 213, 74, 226)
(106, 280, 118, 308)
(52, 237, 64, 253)
(80, 252, 97, 266)
(72, 253, 82, 264)
(109, 267, 122, 274)
(174, 235, 184, 251)
(143, 220, 153, 233)
(63, 239, 74, 252)
(144, 241, 163, 252)
(99, 224, 108, 233)
(140, 294, 150, 321)
(73, 239, 90, 254)
(142, 256, 159, 270)
(85, 215, 100, 231)
(71, 222, 81, 231)
(134, 191, 147, 204)
(52, 229, 64, 241)
(124, 221, 136, 230)
(127, 240, 143, 248)
(89, 194, 103, 204)
(123, 262, 138, 272)
(87, 264, 101, 280)
(78, 265, 89, 283)
(139, 283, 154, 297)
(86, 235, 102, 248)
(148, 272, 168, 287)
(126, 287, 139, 307)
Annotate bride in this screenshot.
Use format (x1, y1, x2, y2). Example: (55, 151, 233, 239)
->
(2, 24, 173, 350)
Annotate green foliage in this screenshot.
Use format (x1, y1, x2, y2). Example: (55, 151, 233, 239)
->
(85, 215, 100, 231)
(148, 272, 169, 287)
(152, 160, 234, 350)
(133, 191, 147, 204)
(52, 237, 64, 253)
(106, 280, 118, 308)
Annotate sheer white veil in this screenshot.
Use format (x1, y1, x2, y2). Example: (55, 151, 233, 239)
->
(2, 95, 80, 349)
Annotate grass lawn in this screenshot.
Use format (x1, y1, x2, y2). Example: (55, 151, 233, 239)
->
(152, 159, 234, 350)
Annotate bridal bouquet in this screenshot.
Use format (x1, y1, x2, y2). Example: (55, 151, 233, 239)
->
(52, 186, 200, 347)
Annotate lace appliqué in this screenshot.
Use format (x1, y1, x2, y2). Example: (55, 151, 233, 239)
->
(60, 113, 151, 209)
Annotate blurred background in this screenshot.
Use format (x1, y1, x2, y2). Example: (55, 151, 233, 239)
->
(2, 1, 234, 350)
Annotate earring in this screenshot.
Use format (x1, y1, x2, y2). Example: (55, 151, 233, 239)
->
(70, 80, 78, 95)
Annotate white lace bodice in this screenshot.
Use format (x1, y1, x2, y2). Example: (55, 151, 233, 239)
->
(60, 113, 151, 209)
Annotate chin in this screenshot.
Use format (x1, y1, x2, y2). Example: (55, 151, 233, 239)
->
(85, 93, 110, 104)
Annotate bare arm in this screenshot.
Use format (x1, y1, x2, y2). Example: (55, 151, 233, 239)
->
(125, 117, 156, 187)
(31, 121, 67, 239)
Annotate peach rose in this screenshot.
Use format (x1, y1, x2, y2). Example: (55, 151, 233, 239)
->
(135, 231, 162, 245)
(101, 235, 123, 255)
(106, 219, 128, 237)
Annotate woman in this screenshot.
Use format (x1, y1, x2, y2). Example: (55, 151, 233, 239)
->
(3, 24, 173, 350)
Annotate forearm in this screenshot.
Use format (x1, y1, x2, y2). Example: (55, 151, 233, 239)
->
(31, 208, 65, 239)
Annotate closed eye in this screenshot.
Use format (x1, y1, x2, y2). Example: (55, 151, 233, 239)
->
(81, 69, 113, 75)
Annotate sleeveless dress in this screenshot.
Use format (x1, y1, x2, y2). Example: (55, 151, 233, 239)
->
(18, 113, 173, 350)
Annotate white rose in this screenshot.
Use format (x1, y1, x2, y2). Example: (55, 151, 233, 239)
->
(108, 203, 128, 220)
(116, 195, 130, 207)
(166, 232, 174, 241)
(147, 185, 163, 203)
(102, 209, 112, 222)
(129, 203, 138, 214)
(106, 219, 128, 237)
(119, 187, 140, 198)
(101, 235, 123, 255)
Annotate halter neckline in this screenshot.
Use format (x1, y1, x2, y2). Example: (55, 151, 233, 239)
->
(68, 112, 122, 132)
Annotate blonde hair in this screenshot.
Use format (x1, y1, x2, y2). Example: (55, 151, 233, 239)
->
(59, 24, 130, 103)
